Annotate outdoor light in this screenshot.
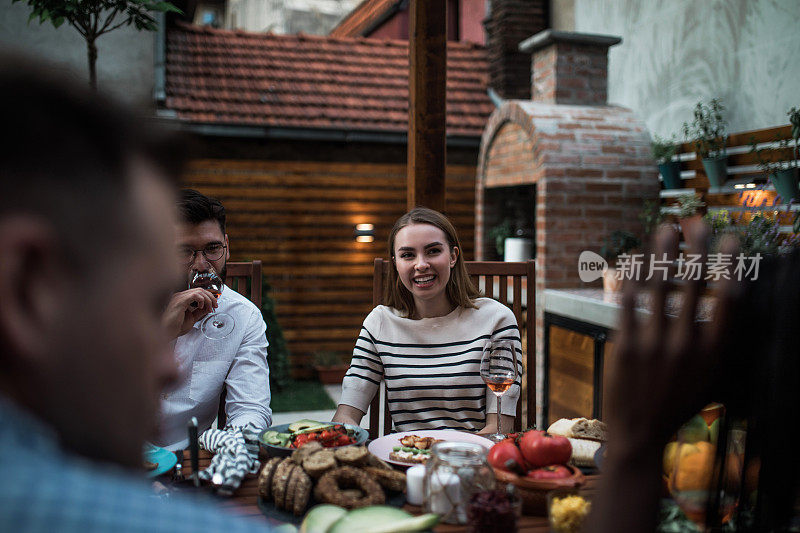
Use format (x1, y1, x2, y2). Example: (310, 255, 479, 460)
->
(354, 223, 375, 243)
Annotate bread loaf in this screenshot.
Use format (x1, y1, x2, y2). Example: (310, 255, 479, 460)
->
(547, 418, 607, 441)
(567, 438, 602, 467)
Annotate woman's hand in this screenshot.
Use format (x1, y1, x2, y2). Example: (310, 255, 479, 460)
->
(478, 414, 515, 435)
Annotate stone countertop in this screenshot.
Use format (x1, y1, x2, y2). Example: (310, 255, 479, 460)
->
(544, 288, 715, 330)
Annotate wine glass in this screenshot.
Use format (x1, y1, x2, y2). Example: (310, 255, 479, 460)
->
(189, 266, 235, 340)
(480, 339, 517, 443)
(668, 411, 744, 531)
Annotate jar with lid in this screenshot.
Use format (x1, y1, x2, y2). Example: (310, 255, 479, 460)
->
(423, 441, 495, 524)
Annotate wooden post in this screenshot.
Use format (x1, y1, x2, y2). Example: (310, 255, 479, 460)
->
(407, 0, 447, 212)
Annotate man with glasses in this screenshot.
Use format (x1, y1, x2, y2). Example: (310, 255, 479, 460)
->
(157, 189, 271, 449)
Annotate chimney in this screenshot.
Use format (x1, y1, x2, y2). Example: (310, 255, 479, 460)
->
(519, 30, 621, 106)
(483, 0, 548, 100)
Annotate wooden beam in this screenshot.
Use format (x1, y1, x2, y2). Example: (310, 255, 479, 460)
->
(407, 0, 447, 212)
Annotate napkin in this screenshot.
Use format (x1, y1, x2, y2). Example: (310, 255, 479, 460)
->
(197, 424, 261, 495)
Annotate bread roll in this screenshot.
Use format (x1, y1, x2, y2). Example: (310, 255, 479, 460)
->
(547, 418, 607, 441)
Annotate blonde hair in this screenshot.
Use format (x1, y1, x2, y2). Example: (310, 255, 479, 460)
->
(384, 207, 480, 316)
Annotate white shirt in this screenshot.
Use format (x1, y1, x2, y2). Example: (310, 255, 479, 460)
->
(156, 285, 272, 449)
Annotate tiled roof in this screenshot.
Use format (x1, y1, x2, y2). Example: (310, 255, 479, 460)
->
(165, 22, 493, 137)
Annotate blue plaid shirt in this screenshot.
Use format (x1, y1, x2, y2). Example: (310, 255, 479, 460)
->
(0, 398, 276, 533)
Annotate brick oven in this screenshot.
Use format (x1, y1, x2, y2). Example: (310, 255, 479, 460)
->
(475, 29, 659, 424)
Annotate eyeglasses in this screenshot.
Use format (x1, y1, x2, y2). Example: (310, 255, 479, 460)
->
(178, 243, 227, 265)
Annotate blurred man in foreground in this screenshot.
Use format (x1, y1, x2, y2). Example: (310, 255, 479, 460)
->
(0, 56, 273, 532)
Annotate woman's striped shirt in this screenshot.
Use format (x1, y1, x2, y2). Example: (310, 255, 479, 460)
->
(339, 298, 522, 432)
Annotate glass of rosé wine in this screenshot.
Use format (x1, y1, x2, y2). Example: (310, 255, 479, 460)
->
(189, 266, 235, 340)
(480, 339, 518, 443)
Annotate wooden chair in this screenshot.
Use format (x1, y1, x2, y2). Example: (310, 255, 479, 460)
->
(216, 260, 262, 428)
(367, 259, 535, 440)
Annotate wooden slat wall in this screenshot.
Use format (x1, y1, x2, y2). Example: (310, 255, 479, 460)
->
(181, 159, 477, 377)
(547, 325, 594, 425)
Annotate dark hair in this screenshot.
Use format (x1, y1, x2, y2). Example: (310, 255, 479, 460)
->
(0, 53, 184, 267)
(384, 207, 480, 316)
(177, 189, 226, 234)
(716, 250, 800, 531)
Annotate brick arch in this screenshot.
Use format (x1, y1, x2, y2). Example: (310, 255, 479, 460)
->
(477, 101, 541, 191)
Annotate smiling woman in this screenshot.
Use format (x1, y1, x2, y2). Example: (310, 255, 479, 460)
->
(332, 208, 523, 435)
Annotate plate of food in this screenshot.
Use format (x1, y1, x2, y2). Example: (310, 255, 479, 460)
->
(259, 420, 369, 457)
(368, 430, 494, 466)
(142, 443, 177, 478)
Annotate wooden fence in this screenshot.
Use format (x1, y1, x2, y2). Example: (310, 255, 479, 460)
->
(182, 159, 477, 378)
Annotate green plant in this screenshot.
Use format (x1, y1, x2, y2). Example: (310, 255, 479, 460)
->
(313, 351, 346, 367)
(13, 0, 182, 90)
(735, 214, 800, 257)
(600, 230, 641, 262)
(682, 98, 727, 158)
(640, 199, 665, 235)
(261, 275, 290, 390)
(676, 194, 705, 219)
(651, 135, 679, 163)
(487, 218, 513, 257)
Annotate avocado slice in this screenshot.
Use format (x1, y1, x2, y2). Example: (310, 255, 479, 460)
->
(327, 506, 439, 533)
(288, 419, 333, 434)
(299, 504, 347, 533)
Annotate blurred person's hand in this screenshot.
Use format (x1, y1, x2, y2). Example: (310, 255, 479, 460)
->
(589, 224, 741, 533)
(606, 224, 740, 450)
(162, 288, 218, 339)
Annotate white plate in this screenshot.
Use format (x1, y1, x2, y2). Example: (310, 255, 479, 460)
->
(368, 429, 494, 467)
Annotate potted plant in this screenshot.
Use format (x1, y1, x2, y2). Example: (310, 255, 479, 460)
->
(488, 218, 513, 260)
(676, 193, 706, 245)
(682, 98, 729, 187)
(750, 107, 800, 203)
(599, 230, 641, 293)
(651, 135, 682, 189)
(488, 217, 533, 261)
(313, 352, 349, 384)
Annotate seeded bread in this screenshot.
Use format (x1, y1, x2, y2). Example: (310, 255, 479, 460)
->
(283, 465, 302, 511)
(292, 469, 313, 516)
(334, 445, 369, 466)
(258, 457, 283, 500)
(271, 459, 295, 509)
(302, 449, 337, 478)
(291, 441, 323, 464)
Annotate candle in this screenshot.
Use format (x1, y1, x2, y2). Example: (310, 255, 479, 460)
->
(429, 471, 461, 518)
(406, 465, 425, 506)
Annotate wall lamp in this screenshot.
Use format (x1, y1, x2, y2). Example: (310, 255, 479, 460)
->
(354, 223, 375, 243)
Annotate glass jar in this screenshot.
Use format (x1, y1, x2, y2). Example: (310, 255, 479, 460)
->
(423, 441, 496, 524)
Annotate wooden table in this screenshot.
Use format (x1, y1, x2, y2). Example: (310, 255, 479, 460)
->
(179, 450, 600, 532)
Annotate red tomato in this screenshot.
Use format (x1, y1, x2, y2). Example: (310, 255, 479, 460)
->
(487, 441, 526, 473)
(519, 431, 572, 468)
(526, 464, 572, 480)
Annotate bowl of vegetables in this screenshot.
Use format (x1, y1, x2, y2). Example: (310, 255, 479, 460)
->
(259, 419, 368, 457)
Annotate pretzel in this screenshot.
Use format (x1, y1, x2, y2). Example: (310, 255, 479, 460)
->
(313, 466, 385, 509)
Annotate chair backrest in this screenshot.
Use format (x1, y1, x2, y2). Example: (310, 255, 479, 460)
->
(217, 260, 263, 428)
(226, 261, 263, 309)
(368, 258, 535, 440)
